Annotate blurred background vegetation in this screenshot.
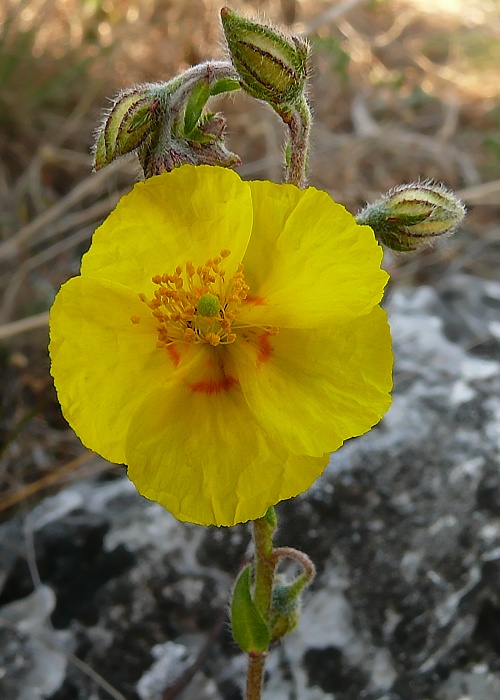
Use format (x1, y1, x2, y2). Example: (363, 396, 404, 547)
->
(0, 0, 499, 517)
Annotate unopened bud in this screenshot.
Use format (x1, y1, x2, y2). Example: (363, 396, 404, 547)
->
(269, 581, 301, 643)
(93, 85, 163, 171)
(357, 182, 466, 252)
(220, 7, 309, 107)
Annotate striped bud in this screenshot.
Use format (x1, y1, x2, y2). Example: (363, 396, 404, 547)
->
(357, 181, 466, 252)
(220, 7, 309, 106)
(93, 85, 163, 171)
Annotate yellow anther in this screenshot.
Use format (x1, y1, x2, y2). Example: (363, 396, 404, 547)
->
(142, 249, 273, 351)
(207, 333, 221, 346)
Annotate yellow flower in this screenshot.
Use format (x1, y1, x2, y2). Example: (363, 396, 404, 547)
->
(49, 165, 392, 527)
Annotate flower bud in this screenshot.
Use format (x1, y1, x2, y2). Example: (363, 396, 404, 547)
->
(269, 581, 301, 643)
(220, 7, 309, 106)
(356, 181, 466, 252)
(93, 85, 163, 171)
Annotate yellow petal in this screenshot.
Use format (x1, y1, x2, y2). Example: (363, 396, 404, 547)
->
(49, 168, 394, 528)
(49, 276, 180, 463)
(243, 180, 388, 327)
(230, 306, 393, 457)
(125, 345, 329, 526)
(81, 165, 253, 295)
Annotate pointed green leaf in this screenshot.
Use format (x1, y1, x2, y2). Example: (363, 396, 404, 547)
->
(209, 78, 240, 96)
(184, 80, 210, 135)
(230, 565, 270, 653)
(185, 127, 216, 144)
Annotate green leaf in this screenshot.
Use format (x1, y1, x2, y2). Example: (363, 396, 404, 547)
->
(209, 78, 240, 96)
(230, 566, 270, 653)
(185, 126, 216, 144)
(184, 80, 210, 135)
(264, 506, 277, 530)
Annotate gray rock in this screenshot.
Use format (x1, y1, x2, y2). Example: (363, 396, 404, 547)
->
(0, 586, 72, 700)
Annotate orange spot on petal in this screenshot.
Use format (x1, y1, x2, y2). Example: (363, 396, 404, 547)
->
(246, 294, 267, 306)
(189, 376, 239, 394)
(167, 344, 181, 368)
(257, 331, 273, 366)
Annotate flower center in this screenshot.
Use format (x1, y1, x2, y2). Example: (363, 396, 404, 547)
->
(138, 249, 251, 348)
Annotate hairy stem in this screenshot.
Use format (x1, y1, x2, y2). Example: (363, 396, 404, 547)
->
(252, 511, 277, 618)
(245, 651, 268, 700)
(279, 97, 311, 188)
(244, 509, 277, 700)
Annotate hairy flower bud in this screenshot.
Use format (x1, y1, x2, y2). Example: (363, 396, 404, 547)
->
(269, 581, 301, 643)
(357, 181, 466, 252)
(93, 85, 164, 171)
(220, 7, 309, 107)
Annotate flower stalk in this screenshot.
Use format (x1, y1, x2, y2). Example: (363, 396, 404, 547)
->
(246, 651, 268, 700)
(233, 507, 316, 700)
(252, 508, 278, 618)
(278, 96, 311, 188)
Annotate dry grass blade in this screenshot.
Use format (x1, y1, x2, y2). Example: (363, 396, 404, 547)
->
(0, 157, 131, 262)
(0, 452, 112, 513)
(0, 312, 49, 341)
(457, 179, 500, 205)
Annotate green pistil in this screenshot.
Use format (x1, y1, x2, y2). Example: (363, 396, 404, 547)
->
(197, 293, 220, 317)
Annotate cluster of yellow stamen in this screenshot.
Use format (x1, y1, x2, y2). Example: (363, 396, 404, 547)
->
(136, 249, 251, 348)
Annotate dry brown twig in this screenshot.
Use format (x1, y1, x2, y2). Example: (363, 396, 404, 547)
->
(0, 154, 133, 262)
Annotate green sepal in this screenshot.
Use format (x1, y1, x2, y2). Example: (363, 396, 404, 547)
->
(93, 130, 107, 171)
(185, 113, 218, 144)
(231, 565, 270, 653)
(127, 101, 158, 131)
(185, 127, 216, 144)
(264, 506, 277, 531)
